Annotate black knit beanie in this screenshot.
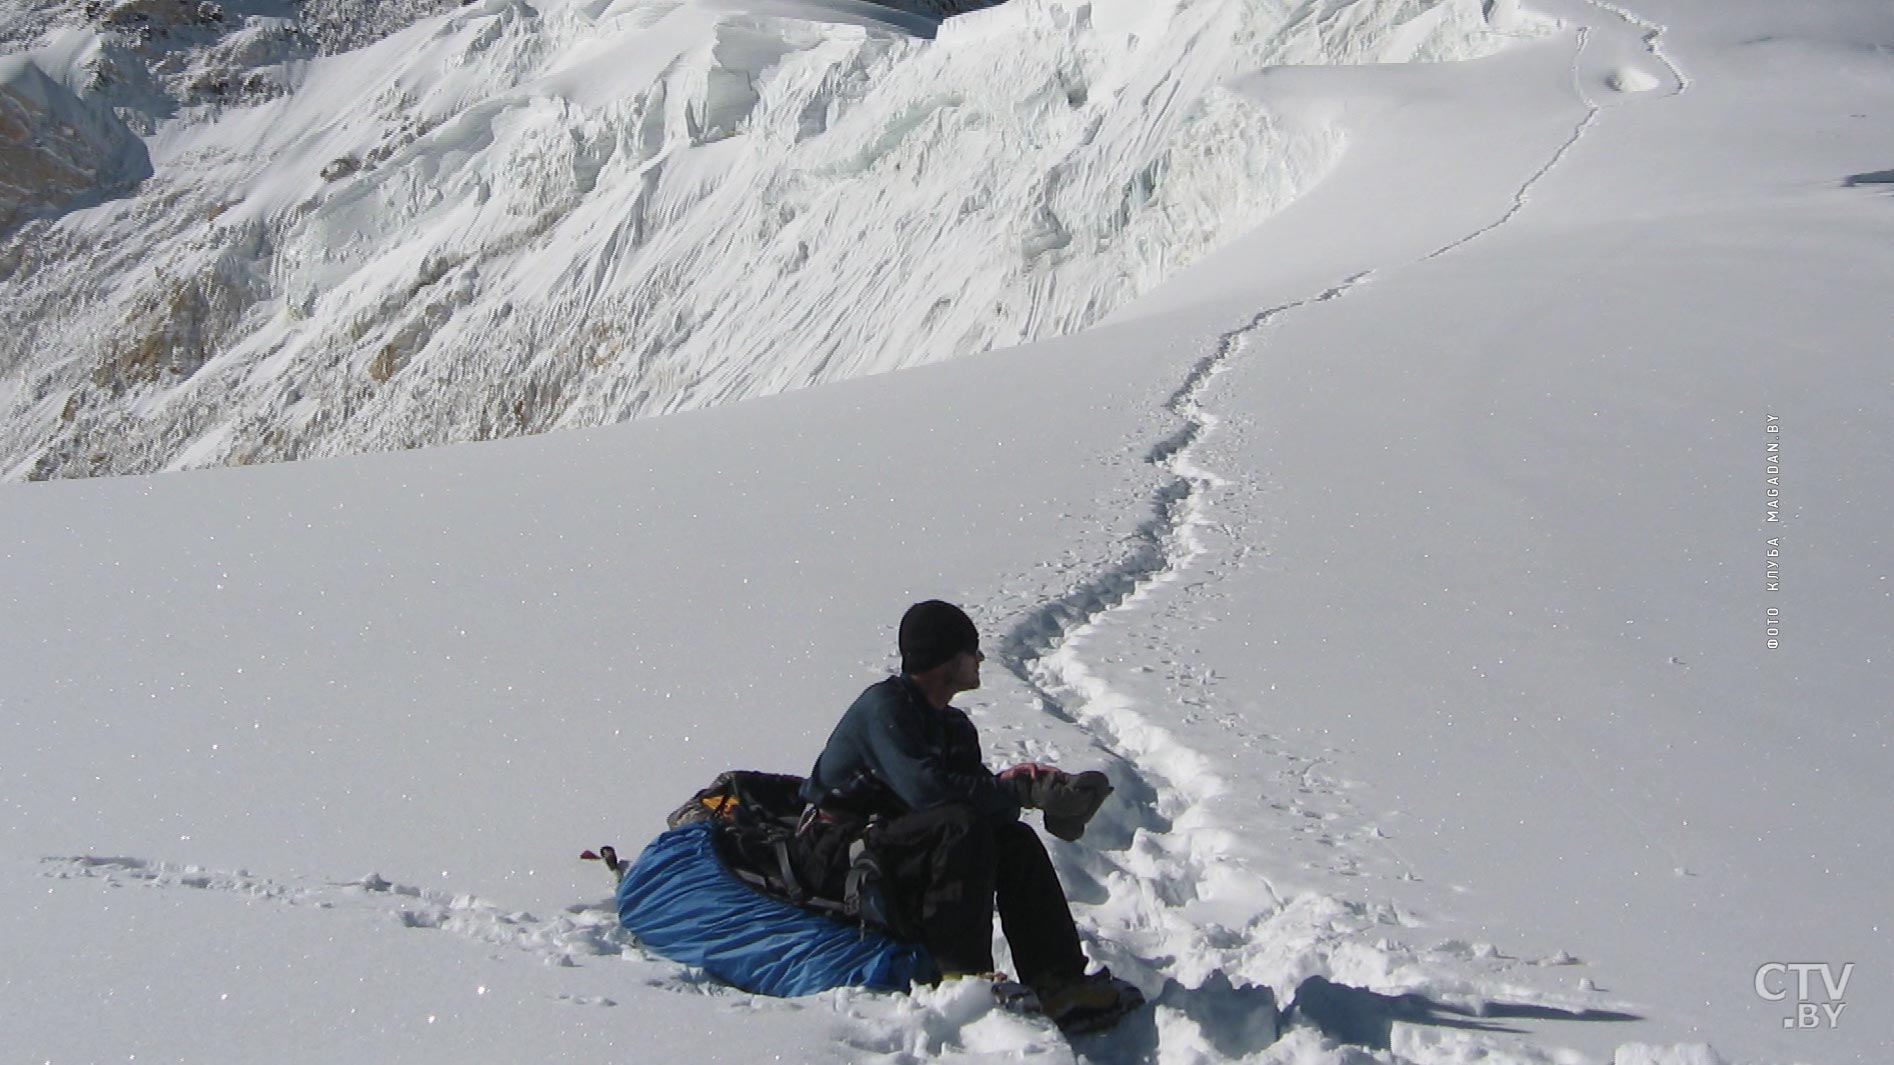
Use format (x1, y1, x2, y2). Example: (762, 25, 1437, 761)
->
(899, 600, 979, 675)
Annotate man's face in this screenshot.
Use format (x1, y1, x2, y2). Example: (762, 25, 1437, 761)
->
(950, 647, 985, 694)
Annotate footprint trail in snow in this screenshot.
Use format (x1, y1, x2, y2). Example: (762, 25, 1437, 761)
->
(950, 4, 1689, 1061)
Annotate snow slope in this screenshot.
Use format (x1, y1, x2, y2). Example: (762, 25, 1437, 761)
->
(3, 0, 1891, 1064)
(0, 0, 1543, 479)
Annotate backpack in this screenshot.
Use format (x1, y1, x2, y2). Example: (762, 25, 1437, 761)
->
(663, 769, 913, 938)
(604, 769, 938, 996)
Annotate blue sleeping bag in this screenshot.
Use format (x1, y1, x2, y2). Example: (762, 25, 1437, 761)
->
(616, 820, 936, 996)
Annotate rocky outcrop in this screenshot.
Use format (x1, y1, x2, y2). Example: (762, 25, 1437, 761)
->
(0, 55, 151, 235)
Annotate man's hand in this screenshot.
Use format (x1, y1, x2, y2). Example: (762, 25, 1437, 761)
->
(999, 762, 1060, 806)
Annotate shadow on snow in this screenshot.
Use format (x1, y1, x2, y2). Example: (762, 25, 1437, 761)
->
(1069, 973, 1641, 1062)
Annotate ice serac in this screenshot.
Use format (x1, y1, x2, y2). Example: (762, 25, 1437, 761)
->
(0, 54, 151, 235)
(0, 0, 1550, 479)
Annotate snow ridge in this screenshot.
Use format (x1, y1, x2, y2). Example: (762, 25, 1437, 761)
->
(41, 855, 641, 977)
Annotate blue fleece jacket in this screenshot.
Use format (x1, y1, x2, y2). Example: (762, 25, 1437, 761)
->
(800, 675, 1021, 822)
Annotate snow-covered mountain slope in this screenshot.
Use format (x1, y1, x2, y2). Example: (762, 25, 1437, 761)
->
(1, 0, 1544, 480)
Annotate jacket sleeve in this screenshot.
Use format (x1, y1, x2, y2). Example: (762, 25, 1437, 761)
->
(861, 695, 1021, 821)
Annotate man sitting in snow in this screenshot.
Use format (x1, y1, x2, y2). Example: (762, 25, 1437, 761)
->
(792, 600, 1140, 1029)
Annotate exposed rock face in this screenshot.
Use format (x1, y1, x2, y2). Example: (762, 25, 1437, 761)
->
(294, 0, 462, 56)
(0, 55, 151, 234)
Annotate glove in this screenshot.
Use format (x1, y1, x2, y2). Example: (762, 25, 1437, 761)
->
(1040, 770, 1113, 841)
(1000, 765, 1114, 841)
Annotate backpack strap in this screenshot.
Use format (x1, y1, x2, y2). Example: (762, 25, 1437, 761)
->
(842, 836, 878, 920)
(771, 834, 807, 905)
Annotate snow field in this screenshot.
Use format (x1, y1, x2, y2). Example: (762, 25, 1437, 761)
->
(0, 295, 1225, 1062)
(0, 276, 1642, 1063)
(39, 854, 638, 970)
(1078, 4, 1894, 1064)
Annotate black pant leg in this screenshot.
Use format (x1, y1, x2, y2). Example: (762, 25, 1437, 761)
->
(869, 804, 999, 974)
(992, 820, 1087, 987)
(868, 806, 1089, 983)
